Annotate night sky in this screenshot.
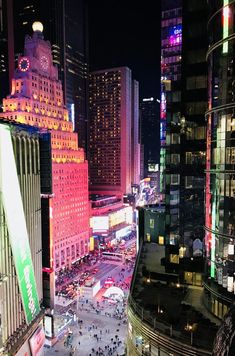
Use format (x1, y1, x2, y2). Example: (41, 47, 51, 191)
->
(88, 1, 161, 99)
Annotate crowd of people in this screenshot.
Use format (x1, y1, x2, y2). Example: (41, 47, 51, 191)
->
(50, 235, 137, 355)
(66, 319, 126, 356)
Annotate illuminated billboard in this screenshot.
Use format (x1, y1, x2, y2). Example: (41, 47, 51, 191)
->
(29, 325, 45, 356)
(92, 216, 109, 231)
(89, 236, 95, 251)
(0, 124, 40, 324)
(169, 24, 182, 46)
(148, 163, 159, 172)
(44, 315, 53, 338)
(116, 226, 132, 239)
(109, 206, 133, 227)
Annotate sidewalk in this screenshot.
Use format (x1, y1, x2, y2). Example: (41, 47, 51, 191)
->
(45, 301, 127, 356)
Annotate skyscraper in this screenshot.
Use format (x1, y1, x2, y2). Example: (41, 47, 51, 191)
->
(140, 97, 160, 177)
(0, 0, 88, 149)
(0, 121, 46, 355)
(1, 24, 90, 308)
(160, 0, 208, 279)
(131, 79, 140, 186)
(204, 0, 235, 319)
(160, 0, 182, 195)
(89, 67, 139, 197)
(127, 1, 220, 355)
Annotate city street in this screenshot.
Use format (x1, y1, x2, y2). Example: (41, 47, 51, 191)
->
(45, 303, 127, 355)
(45, 239, 136, 355)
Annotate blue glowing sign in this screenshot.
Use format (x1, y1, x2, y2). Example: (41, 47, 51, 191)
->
(169, 24, 182, 46)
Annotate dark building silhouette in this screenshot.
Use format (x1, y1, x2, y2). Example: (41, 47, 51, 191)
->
(127, 1, 222, 355)
(140, 97, 160, 177)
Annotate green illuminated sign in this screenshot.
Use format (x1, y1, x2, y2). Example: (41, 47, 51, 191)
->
(223, 0, 229, 54)
(210, 200, 216, 278)
(0, 124, 40, 324)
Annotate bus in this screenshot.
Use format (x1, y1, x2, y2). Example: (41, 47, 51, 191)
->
(102, 252, 123, 262)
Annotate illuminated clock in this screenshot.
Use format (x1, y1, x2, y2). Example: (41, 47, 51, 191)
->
(40, 55, 49, 70)
(18, 57, 30, 72)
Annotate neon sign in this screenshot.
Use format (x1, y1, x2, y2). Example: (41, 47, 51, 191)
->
(223, 0, 229, 53)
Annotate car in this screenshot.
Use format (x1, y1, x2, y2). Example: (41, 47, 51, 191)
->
(65, 309, 74, 317)
(104, 277, 115, 288)
(91, 268, 98, 274)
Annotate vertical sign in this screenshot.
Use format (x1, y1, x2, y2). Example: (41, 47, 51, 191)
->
(0, 124, 40, 324)
(223, 0, 229, 53)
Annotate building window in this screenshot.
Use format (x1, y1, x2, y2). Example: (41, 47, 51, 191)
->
(150, 219, 154, 229)
(171, 154, 180, 164)
(171, 174, 180, 185)
(171, 133, 180, 144)
(159, 236, 164, 245)
(185, 176, 193, 189)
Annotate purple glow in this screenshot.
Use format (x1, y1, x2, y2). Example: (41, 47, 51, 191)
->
(168, 24, 182, 46)
(169, 34, 182, 46)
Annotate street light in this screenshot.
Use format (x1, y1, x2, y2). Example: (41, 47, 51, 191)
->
(185, 322, 197, 345)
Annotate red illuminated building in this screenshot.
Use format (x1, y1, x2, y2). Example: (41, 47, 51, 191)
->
(89, 67, 140, 197)
(1, 22, 90, 273)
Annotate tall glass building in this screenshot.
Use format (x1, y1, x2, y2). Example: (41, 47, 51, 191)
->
(204, 0, 235, 319)
(160, 0, 208, 284)
(160, 0, 182, 195)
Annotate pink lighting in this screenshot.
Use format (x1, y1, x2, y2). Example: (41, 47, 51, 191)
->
(168, 24, 182, 46)
(1, 28, 90, 271)
(18, 57, 30, 72)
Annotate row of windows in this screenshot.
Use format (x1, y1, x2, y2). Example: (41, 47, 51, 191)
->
(186, 76, 207, 90)
(212, 147, 235, 165)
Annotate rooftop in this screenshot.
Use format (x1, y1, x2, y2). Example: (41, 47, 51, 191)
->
(129, 242, 220, 353)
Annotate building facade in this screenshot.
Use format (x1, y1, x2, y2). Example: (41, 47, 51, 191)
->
(131, 80, 140, 187)
(127, 2, 218, 355)
(0, 122, 45, 355)
(0, 0, 88, 149)
(140, 97, 160, 177)
(127, 207, 218, 356)
(90, 195, 133, 247)
(160, 0, 208, 284)
(89, 67, 137, 197)
(204, 0, 235, 319)
(1, 25, 90, 281)
(160, 0, 182, 195)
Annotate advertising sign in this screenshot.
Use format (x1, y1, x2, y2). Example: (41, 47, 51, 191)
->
(29, 325, 45, 356)
(15, 338, 31, 356)
(0, 124, 40, 324)
(92, 216, 109, 231)
(44, 315, 53, 338)
(89, 236, 95, 251)
(116, 226, 131, 239)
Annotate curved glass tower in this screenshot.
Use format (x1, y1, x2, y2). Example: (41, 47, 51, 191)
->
(204, 0, 235, 319)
